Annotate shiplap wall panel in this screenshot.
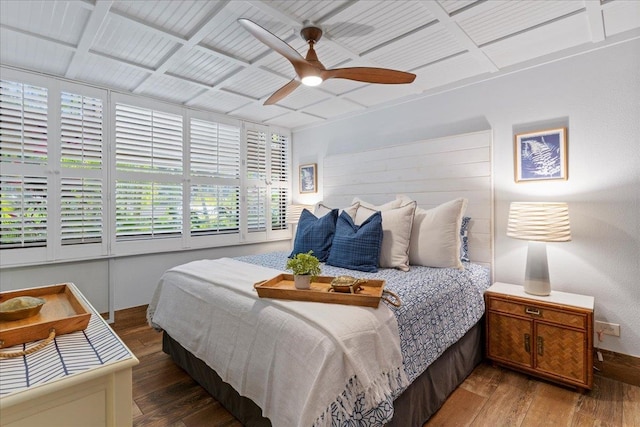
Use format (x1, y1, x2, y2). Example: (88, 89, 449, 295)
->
(322, 130, 493, 267)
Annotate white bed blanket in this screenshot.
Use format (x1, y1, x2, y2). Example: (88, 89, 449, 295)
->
(148, 258, 408, 426)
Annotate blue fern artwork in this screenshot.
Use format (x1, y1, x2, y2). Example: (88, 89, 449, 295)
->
(520, 132, 562, 179)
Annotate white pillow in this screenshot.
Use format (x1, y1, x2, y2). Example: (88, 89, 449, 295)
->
(314, 201, 358, 219)
(354, 201, 417, 271)
(409, 198, 468, 269)
(351, 197, 402, 212)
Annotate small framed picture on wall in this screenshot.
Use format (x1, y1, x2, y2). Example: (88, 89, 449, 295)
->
(514, 127, 568, 182)
(299, 163, 317, 193)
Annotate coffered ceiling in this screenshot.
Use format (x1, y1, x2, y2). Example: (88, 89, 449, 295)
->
(1, 0, 639, 129)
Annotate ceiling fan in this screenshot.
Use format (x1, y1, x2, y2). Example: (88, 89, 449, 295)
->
(237, 19, 416, 105)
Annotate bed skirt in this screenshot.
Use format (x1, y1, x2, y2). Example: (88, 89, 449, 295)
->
(162, 319, 483, 426)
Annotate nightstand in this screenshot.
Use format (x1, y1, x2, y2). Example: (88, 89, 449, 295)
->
(485, 282, 594, 391)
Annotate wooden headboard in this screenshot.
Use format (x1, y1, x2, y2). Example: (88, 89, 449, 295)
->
(322, 130, 493, 269)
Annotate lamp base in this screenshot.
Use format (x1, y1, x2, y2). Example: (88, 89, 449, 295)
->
(523, 279, 551, 296)
(524, 241, 551, 296)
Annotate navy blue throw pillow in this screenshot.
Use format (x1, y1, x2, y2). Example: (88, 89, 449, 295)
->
(327, 210, 383, 272)
(289, 208, 338, 262)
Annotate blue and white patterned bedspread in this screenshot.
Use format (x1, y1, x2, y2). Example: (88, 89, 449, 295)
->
(237, 251, 491, 423)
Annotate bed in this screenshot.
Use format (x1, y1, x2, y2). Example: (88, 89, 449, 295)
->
(148, 130, 494, 426)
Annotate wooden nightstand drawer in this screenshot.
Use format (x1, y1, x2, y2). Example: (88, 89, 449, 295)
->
(489, 298, 586, 329)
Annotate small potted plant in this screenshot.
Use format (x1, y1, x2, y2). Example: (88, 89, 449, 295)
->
(286, 250, 321, 289)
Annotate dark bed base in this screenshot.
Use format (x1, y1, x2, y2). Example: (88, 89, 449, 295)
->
(162, 321, 483, 427)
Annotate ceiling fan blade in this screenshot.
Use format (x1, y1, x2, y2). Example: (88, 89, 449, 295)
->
(322, 67, 416, 84)
(237, 19, 305, 66)
(265, 79, 301, 105)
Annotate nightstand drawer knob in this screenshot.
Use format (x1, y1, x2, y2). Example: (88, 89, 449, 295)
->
(524, 333, 531, 353)
(525, 307, 541, 316)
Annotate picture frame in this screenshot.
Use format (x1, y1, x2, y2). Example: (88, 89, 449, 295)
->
(514, 127, 567, 182)
(299, 163, 317, 193)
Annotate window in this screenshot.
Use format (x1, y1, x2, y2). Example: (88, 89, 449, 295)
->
(245, 125, 290, 241)
(0, 80, 48, 249)
(189, 118, 240, 236)
(60, 91, 104, 245)
(114, 103, 183, 240)
(0, 73, 107, 264)
(1, 70, 291, 267)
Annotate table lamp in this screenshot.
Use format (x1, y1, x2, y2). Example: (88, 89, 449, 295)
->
(507, 202, 571, 296)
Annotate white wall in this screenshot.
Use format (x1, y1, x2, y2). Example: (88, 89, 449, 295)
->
(292, 39, 640, 357)
(0, 240, 290, 314)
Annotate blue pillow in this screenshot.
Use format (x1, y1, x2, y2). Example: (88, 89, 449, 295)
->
(290, 208, 338, 262)
(460, 216, 471, 262)
(327, 210, 383, 272)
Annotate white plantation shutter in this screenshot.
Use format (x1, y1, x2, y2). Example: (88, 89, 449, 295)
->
(0, 80, 48, 164)
(115, 103, 183, 241)
(189, 118, 241, 237)
(246, 186, 267, 232)
(190, 184, 239, 234)
(115, 104, 182, 174)
(246, 127, 267, 233)
(115, 181, 182, 239)
(60, 177, 102, 244)
(0, 79, 48, 250)
(190, 119, 240, 178)
(270, 132, 289, 231)
(246, 128, 267, 181)
(245, 126, 291, 236)
(0, 175, 47, 248)
(61, 92, 102, 169)
(60, 91, 104, 245)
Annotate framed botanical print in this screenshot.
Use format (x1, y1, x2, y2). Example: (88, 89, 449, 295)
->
(514, 127, 567, 182)
(299, 163, 317, 193)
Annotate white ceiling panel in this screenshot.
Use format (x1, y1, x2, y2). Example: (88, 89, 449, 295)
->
(74, 54, 150, 92)
(231, 102, 291, 123)
(276, 85, 332, 110)
(603, 0, 640, 37)
(264, 111, 324, 128)
(167, 49, 241, 86)
(413, 53, 489, 91)
(323, 1, 436, 54)
(199, 2, 289, 62)
(220, 67, 289, 99)
(343, 83, 420, 107)
(482, 12, 591, 69)
(1, 1, 638, 129)
(139, 74, 204, 104)
(264, 0, 352, 24)
(457, 1, 584, 46)
(0, 0, 89, 46)
(0, 27, 73, 76)
(303, 97, 365, 118)
(94, 15, 180, 69)
(111, 0, 222, 39)
(368, 25, 464, 71)
(317, 78, 367, 96)
(438, 0, 477, 15)
(188, 90, 252, 114)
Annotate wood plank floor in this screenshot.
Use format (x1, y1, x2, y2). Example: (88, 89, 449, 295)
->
(113, 306, 640, 427)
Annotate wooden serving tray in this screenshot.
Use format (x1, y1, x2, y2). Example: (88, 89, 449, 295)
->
(0, 283, 92, 348)
(255, 274, 386, 308)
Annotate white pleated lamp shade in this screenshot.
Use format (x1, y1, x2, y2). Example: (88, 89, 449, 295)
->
(286, 204, 314, 224)
(507, 202, 571, 242)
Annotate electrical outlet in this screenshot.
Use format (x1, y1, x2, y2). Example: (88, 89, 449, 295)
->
(595, 321, 620, 337)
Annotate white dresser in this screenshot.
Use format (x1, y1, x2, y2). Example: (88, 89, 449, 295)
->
(0, 284, 139, 427)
